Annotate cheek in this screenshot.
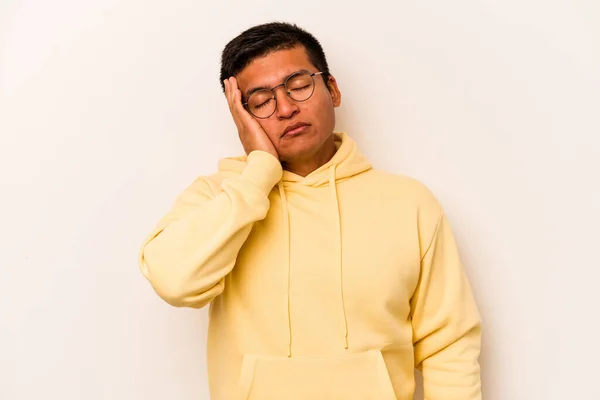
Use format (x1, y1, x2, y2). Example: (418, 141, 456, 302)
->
(313, 95, 336, 129)
(257, 119, 283, 142)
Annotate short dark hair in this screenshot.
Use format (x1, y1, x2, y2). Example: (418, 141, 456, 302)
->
(219, 22, 331, 93)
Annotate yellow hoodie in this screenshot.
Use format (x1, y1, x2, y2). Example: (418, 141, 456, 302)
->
(139, 132, 482, 400)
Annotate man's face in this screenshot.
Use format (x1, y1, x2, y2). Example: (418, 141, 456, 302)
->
(235, 46, 341, 164)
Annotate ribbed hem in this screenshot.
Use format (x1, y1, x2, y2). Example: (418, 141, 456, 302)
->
(240, 151, 283, 196)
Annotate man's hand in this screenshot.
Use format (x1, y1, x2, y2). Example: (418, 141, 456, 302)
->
(224, 77, 279, 159)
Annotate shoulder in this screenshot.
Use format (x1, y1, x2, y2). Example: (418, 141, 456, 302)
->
(361, 169, 445, 246)
(359, 168, 441, 211)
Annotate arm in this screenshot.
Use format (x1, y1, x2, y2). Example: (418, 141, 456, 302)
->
(138, 150, 282, 308)
(411, 205, 482, 400)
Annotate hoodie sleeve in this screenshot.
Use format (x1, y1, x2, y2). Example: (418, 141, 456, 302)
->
(138, 150, 283, 308)
(410, 198, 482, 400)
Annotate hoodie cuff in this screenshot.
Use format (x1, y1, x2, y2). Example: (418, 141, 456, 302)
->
(240, 150, 283, 196)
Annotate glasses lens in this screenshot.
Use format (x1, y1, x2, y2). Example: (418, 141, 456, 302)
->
(286, 72, 315, 102)
(247, 90, 276, 118)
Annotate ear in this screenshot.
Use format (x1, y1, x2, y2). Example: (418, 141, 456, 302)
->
(326, 75, 342, 107)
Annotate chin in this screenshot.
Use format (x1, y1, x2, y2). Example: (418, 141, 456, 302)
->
(280, 134, 320, 158)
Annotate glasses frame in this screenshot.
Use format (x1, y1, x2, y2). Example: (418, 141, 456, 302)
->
(242, 71, 324, 119)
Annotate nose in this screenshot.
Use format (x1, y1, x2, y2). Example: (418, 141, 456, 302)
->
(274, 87, 299, 120)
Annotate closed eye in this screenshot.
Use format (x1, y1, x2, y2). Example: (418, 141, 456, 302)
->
(254, 98, 274, 109)
(290, 85, 311, 92)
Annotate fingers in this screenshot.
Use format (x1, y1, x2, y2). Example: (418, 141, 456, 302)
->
(229, 77, 243, 110)
(226, 77, 251, 121)
(224, 77, 236, 108)
(224, 78, 232, 109)
(224, 77, 247, 133)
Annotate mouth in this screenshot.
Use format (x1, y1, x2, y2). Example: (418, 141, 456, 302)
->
(282, 122, 311, 138)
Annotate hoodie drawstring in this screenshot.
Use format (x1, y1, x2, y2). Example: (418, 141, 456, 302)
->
(278, 182, 293, 357)
(329, 165, 349, 349)
(278, 165, 350, 358)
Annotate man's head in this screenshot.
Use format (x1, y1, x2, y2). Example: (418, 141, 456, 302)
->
(220, 22, 341, 165)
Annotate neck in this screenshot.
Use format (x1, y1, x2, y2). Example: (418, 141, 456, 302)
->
(281, 134, 337, 177)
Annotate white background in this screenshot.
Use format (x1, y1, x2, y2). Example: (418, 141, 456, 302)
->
(1, 1, 599, 399)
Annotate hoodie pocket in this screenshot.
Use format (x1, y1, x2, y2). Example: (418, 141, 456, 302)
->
(238, 350, 396, 400)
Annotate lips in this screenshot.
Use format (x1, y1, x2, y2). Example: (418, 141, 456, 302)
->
(282, 122, 311, 137)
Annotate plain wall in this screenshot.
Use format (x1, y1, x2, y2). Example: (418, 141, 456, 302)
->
(1, 1, 599, 399)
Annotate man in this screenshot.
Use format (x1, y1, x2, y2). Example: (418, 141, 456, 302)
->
(138, 22, 482, 400)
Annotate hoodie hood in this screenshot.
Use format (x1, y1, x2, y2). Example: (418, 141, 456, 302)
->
(218, 132, 372, 186)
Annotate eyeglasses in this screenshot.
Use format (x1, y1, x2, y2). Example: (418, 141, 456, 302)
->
(243, 71, 324, 119)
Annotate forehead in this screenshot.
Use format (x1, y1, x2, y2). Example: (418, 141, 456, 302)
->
(236, 46, 315, 90)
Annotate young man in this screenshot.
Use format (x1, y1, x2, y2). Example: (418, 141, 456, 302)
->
(139, 22, 482, 400)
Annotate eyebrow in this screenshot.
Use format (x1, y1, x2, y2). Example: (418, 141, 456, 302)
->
(244, 69, 311, 99)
